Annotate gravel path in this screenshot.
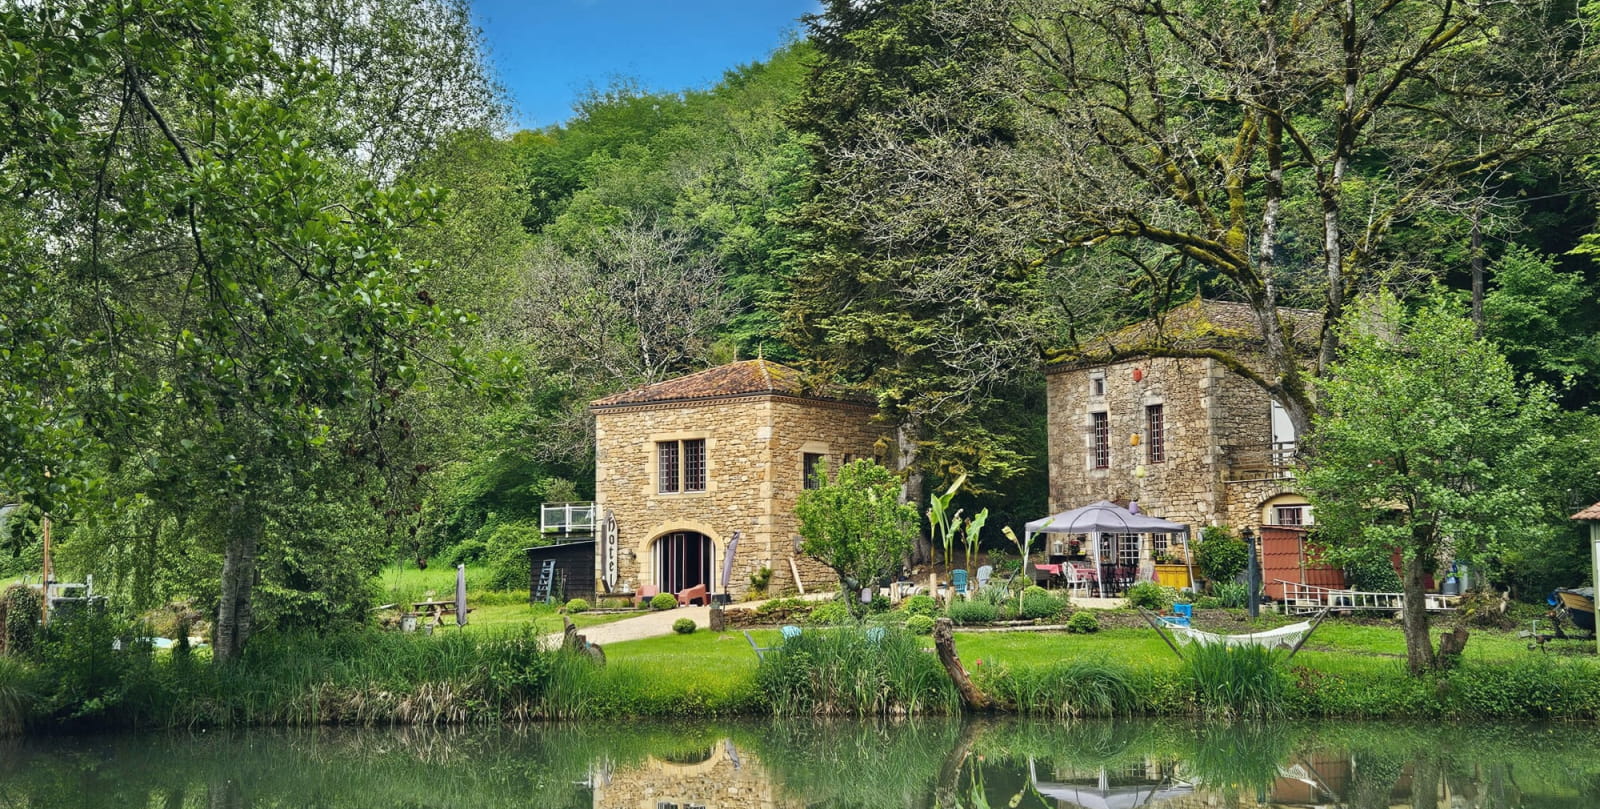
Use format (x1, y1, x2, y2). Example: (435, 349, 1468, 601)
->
(545, 605, 712, 647)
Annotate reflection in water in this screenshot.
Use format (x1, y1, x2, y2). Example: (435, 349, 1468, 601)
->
(1, 720, 1597, 808)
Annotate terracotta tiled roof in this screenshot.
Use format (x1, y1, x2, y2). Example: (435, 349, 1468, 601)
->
(590, 359, 862, 409)
(1047, 298, 1322, 369)
(1572, 501, 1600, 520)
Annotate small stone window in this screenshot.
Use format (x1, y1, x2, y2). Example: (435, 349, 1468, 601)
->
(1090, 373, 1106, 397)
(803, 452, 827, 490)
(1091, 412, 1110, 469)
(1274, 504, 1307, 526)
(657, 438, 706, 494)
(1145, 404, 1165, 463)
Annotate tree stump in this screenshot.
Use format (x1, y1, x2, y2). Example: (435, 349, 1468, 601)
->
(1437, 625, 1470, 667)
(933, 617, 992, 711)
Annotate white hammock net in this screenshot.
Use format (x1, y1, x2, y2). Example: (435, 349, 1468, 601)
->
(1160, 619, 1314, 648)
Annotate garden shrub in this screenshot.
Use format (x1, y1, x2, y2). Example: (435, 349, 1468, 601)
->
(1211, 582, 1249, 609)
(973, 583, 1011, 607)
(564, 598, 589, 613)
(3, 585, 42, 657)
(1020, 587, 1063, 620)
(1194, 596, 1224, 609)
(649, 593, 677, 611)
(1196, 526, 1248, 585)
(755, 597, 810, 616)
(1344, 551, 1402, 592)
(672, 618, 696, 635)
(483, 520, 544, 590)
(905, 614, 935, 635)
(901, 594, 940, 618)
(1125, 581, 1175, 611)
(946, 600, 998, 625)
(1067, 611, 1099, 633)
(808, 601, 850, 625)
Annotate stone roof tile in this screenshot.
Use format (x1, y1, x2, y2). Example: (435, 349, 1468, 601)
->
(1048, 298, 1322, 370)
(590, 359, 860, 409)
(1572, 501, 1600, 521)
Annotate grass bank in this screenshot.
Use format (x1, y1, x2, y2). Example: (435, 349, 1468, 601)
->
(4, 610, 1598, 734)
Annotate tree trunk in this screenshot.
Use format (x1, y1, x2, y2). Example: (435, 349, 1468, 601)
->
(214, 502, 261, 664)
(1401, 548, 1436, 675)
(896, 418, 929, 565)
(933, 618, 991, 711)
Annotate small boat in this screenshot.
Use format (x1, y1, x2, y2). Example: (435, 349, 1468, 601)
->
(1555, 587, 1596, 633)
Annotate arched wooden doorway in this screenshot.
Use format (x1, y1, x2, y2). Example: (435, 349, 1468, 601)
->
(654, 531, 713, 594)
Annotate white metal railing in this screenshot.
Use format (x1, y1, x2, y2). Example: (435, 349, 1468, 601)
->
(541, 502, 596, 534)
(1279, 580, 1458, 615)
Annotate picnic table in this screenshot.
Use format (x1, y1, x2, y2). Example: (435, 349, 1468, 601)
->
(411, 600, 471, 623)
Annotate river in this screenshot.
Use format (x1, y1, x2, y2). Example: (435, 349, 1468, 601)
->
(0, 719, 1592, 807)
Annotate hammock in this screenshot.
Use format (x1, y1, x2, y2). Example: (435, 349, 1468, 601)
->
(1158, 618, 1315, 648)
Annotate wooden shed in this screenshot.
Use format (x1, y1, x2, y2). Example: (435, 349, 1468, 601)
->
(1261, 526, 1345, 600)
(525, 540, 596, 604)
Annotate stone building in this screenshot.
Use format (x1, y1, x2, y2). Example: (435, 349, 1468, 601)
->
(1044, 299, 1321, 548)
(590, 359, 885, 600)
(591, 740, 804, 809)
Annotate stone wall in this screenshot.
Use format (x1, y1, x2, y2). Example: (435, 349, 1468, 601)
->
(1046, 354, 1309, 534)
(592, 394, 882, 599)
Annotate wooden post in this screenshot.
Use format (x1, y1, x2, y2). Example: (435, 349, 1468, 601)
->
(1592, 523, 1600, 657)
(40, 515, 52, 625)
(788, 556, 806, 596)
(933, 618, 992, 711)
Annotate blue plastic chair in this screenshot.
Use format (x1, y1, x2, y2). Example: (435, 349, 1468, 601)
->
(865, 626, 886, 644)
(1167, 603, 1193, 627)
(952, 569, 969, 597)
(780, 625, 803, 641)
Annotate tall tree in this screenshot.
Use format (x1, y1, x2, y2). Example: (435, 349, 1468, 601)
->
(1302, 294, 1556, 674)
(0, 0, 492, 659)
(798, 0, 1600, 438)
(786, 0, 1048, 555)
(795, 459, 919, 618)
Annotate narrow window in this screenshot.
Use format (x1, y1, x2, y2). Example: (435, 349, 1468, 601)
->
(1090, 373, 1106, 397)
(1145, 404, 1165, 463)
(682, 438, 706, 492)
(657, 441, 680, 494)
(803, 452, 826, 490)
(1091, 412, 1109, 469)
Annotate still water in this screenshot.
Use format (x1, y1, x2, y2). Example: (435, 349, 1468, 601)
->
(0, 719, 1593, 808)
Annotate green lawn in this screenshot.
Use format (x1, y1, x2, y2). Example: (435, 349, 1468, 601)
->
(373, 562, 635, 635)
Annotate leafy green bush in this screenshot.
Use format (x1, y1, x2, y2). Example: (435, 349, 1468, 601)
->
(1125, 581, 1175, 611)
(755, 597, 811, 616)
(483, 520, 544, 591)
(972, 583, 1011, 607)
(808, 601, 850, 625)
(1196, 526, 1248, 585)
(1194, 596, 1224, 609)
(901, 595, 940, 618)
(672, 618, 696, 635)
(946, 600, 998, 625)
(1211, 582, 1249, 609)
(1067, 611, 1099, 633)
(1344, 552, 1403, 592)
(1184, 642, 1287, 719)
(3, 585, 42, 657)
(1020, 586, 1063, 620)
(649, 593, 677, 611)
(905, 615, 935, 635)
(564, 598, 589, 613)
(869, 594, 891, 613)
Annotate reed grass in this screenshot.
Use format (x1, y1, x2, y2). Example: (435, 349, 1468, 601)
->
(981, 659, 1140, 719)
(756, 626, 959, 717)
(0, 656, 36, 735)
(1183, 641, 1288, 719)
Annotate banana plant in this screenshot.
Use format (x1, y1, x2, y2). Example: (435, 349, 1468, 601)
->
(926, 473, 967, 566)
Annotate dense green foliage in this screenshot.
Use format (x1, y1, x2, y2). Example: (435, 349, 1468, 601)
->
(795, 459, 917, 615)
(1195, 527, 1248, 586)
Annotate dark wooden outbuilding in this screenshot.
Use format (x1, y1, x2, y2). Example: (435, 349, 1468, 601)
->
(525, 540, 596, 604)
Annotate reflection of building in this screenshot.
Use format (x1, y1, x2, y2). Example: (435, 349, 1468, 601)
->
(591, 740, 804, 809)
(591, 360, 885, 599)
(1046, 299, 1318, 533)
(1030, 759, 1194, 809)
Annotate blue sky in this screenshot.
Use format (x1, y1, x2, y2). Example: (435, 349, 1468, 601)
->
(471, 1, 822, 130)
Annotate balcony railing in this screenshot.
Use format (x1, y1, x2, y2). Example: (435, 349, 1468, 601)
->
(1222, 441, 1299, 482)
(541, 502, 596, 535)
